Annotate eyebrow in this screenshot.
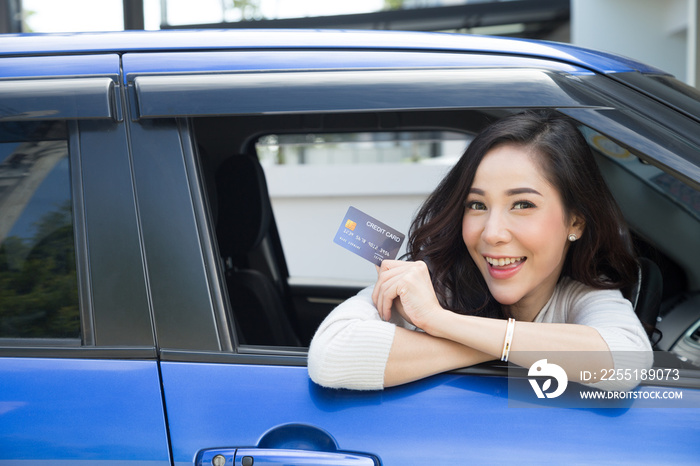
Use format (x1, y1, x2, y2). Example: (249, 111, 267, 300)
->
(469, 187, 543, 196)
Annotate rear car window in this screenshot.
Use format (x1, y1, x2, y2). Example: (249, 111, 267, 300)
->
(0, 122, 79, 340)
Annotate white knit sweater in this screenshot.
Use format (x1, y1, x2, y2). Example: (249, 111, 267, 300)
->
(307, 277, 653, 391)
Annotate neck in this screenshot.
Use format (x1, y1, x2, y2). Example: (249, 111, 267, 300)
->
(506, 303, 542, 322)
(503, 285, 558, 322)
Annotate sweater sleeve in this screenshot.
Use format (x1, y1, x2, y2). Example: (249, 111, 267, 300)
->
(307, 286, 399, 390)
(564, 282, 653, 391)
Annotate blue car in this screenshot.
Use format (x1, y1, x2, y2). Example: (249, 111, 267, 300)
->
(1, 29, 699, 465)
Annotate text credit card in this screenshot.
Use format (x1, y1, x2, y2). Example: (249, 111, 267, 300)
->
(333, 206, 405, 266)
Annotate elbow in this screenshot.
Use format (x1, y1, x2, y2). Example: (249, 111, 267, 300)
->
(306, 342, 331, 387)
(307, 340, 384, 390)
(307, 329, 389, 391)
(306, 304, 395, 390)
(307, 337, 348, 389)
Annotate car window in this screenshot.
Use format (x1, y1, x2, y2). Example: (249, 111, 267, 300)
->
(0, 122, 79, 341)
(257, 131, 471, 284)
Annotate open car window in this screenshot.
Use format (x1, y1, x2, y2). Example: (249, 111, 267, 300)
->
(256, 130, 471, 284)
(192, 108, 699, 374)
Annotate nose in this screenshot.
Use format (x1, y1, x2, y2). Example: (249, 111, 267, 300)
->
(481, 210, 512, 245)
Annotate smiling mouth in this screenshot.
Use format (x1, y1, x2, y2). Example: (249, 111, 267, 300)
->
(484, 256, 526, 267)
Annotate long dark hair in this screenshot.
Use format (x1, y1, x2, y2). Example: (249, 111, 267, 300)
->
(407, 110, 638, 319)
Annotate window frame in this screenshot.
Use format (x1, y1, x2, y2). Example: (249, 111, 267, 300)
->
(0, 54, 155, 355)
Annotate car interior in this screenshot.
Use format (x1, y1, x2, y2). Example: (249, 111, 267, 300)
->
(192, 108, 700, 372)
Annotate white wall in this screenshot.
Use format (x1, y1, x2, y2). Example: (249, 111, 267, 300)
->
(572, 0, 696, 85)
(265, 163, 453, 284)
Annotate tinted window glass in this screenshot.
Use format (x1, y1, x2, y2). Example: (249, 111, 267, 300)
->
(0, 122, 79, 340)
(580, 126, 700, 221)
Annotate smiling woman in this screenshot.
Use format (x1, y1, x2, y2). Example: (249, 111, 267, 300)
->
(462, 144, 583, 320)
(308, 110, 653, 392)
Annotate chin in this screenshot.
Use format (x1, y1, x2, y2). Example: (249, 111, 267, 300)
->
(494, 298, 521, 307)
(488, 290, 523, 307)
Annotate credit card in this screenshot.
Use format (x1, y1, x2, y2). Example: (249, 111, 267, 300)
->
(333, 206, 405, 266)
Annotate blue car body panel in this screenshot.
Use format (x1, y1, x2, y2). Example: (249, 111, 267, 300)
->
(0, 358, 171, 465)
(0, 54, 120, 79)
(160, 362, 700, 466)
(121, 50, 595, 79)
(0, 29, 665, 75)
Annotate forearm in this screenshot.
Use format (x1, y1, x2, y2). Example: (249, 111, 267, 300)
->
(384, 326, 493, 387)
(423, 311, 613, 382)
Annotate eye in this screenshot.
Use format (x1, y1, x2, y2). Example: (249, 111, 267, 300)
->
(513, 200, 536, 210)
(466, 200, 487, 211)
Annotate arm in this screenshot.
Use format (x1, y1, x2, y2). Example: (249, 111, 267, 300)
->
(420, 310, 613, 384)
(384, 326, 492, 387)
(307, 286, 492, 389)
(373, 260, 651, 388)
(307, 287, 395, 390)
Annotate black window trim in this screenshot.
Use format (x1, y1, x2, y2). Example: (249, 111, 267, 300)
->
(69, 120, 95, 346)
(0, 345, 157, 359)
(179, 118, 235, 352)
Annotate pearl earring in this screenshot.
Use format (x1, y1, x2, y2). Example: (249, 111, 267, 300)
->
(568, 234, 577, 242)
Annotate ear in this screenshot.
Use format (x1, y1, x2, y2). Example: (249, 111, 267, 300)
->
(568, 213, 585, 239)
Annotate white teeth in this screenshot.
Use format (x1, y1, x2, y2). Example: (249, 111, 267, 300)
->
(485, 256, 524, 267)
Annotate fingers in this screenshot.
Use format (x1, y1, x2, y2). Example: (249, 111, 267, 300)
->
(372, 260, 407, 309)
(375, 276, 403, 321)
(372, 260, 430, 321)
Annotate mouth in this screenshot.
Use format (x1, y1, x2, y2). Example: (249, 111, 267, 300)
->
(483, 256, 526, 279)
(484, 256, 526, 268)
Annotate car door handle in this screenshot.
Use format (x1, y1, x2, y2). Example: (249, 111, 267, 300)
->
(197, 448, 378, 466)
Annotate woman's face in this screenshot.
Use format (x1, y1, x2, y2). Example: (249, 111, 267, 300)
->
(461, 143, 583, 320)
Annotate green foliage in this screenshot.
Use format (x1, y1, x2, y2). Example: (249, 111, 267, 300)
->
(230, 0, 263, 20)
(21, 9, 36, 33)
(384, 0, 405, 10)
(0, 202, 79, 339)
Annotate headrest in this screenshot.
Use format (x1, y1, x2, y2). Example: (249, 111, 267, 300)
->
(215, 155, 272, 257)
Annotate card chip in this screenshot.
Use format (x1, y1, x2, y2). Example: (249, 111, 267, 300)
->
(345, 219, 357, 230)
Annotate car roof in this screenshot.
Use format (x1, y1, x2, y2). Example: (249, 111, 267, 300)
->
(0, 29, 666, 76)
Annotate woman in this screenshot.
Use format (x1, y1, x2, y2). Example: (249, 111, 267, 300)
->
(308, 110, 653, 392)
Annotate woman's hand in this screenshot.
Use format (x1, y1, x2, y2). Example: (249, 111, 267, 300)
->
(372, 260, 443, 329)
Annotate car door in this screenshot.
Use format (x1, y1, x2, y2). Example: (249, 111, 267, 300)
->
(123, 49, 700, 465)
(0, 54, 171, 465)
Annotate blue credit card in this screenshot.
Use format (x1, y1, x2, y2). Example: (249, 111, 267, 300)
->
(333, 206, 406, 266)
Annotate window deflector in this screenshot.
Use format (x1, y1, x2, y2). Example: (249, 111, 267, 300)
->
(0, 78, 117, 121)
(130, 68, 608, 120)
